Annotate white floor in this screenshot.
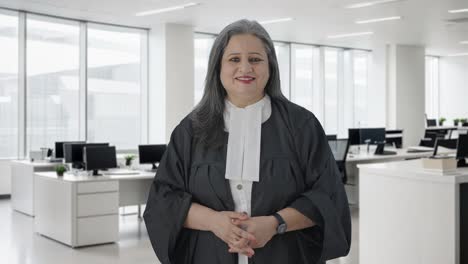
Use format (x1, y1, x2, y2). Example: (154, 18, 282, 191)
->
(0, 199, 358, 264)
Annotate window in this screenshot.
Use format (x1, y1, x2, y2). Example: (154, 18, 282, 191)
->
(274, 42, 290, 98)
(0, 11, 18, 158)
(324, 48, 339, 135)
(425, 56, 439, 119)
(291, 44, 315, 112)
(26, 15, 80, 152)
(353, 50, 370, 127)
(194, 33, 215, 105)
(87, 24, 146, 149)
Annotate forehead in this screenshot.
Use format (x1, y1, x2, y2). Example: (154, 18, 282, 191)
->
(223, 34, 267, 55)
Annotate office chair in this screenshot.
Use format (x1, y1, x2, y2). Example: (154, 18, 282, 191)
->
(433, 138, 458, 156)
(328, 139, 350, 184)
(419, 131, 445, 147)
(463, 122, 468, 127)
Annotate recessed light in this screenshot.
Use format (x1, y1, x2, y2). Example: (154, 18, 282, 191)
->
(447, 52, 468, 57)
(355, 16, 402, 24)
(259, 17, 294, 25)
(136, 2, 199, 16)
(448, 8, 468, 14)
(327, 31, 374, 39)
(460, 41, 468, 44)
(345, 0, 404, 9)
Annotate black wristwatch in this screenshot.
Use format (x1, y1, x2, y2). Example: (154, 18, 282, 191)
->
(272, 212, 287, 234)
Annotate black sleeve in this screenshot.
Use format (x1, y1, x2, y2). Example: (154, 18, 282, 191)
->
(288, 116, 351, 262)
(143, 124, 193, 264)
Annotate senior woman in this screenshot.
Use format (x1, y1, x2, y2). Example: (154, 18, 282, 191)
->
(144, 19, 351, 264)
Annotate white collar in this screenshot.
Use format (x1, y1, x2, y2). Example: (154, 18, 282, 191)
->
(224, 95, 271, 182)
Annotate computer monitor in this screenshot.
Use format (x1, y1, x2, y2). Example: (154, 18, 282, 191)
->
(348, 128, 386, 145)
(55, 141, 85, 158)
(427, 119, 437, 127)
(84, 146, 117, 176)
(457, 134, 468, 167)
(433, 138, 458, 156)
(64, 142, 109, 168)
(138, 144, 167, 170)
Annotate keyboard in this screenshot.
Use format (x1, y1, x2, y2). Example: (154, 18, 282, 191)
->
(103, 169, 139, 175)
(407, 146, 434, 153)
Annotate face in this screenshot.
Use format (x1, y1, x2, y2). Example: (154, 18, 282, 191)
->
(220, 34, 270, 107)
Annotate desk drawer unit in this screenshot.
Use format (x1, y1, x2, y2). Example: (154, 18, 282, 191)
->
(77, 192, 118, 217)
(76, 215, 118, 246)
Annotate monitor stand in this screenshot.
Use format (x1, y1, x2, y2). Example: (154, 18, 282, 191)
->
(458, 159, 468, 168)
(152, 163, 158, 170)
(92, 169, 101, 176)
(374, 143, 397, 156)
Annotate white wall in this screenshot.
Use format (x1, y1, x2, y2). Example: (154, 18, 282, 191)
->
(0, 160, 12, 195)
(439, 56, 468, 122)
(387, 44, 426, 147)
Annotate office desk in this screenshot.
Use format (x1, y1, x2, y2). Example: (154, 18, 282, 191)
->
(11, 160, 57, 216)
(359, 159, 468, 264)
(34, 171, 154, 247)
(344, 147, 453, 204)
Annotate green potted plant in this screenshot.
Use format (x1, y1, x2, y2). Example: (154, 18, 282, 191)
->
(438, 117, 446, 126)
(454, 118, 460, 126)
(55, 164, 66, 177)
(461, 118, 468, 126)
(124, 154, 136, 167)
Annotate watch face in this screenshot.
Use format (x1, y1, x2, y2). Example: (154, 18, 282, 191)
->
(278, 223, 287, 234)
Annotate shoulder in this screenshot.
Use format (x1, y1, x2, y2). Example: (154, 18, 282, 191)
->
(271, 98, 322, 136)
(170, 115, 194, 139)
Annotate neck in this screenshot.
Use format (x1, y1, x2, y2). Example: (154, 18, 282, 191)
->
(227, 93, 265, 108)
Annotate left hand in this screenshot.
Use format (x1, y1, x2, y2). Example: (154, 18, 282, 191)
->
(229, 216, 277, 251)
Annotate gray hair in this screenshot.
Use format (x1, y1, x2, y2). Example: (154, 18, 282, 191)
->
(191, 19, 286, 147)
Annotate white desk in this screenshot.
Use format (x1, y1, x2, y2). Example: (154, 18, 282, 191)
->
(11, 160, 58, 216)
(344, 147, 453, 204)
(34, 171, 154, 247)
(358, 159, 468, 264)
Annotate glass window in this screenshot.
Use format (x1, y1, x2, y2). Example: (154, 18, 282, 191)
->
(291, 44, 315, 112)
(26, 15, 80, 151)
(425, 56, 439, 119)
(353, 51, 369, 127)
(0, 12, 18, 158)
(324, 48, 339, 134)
(87, 24, 145, 149)
(274, 42, 290, 98)
(194, 33, 215, 105)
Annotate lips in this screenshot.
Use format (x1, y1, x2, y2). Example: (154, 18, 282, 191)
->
(235, 76, 256, 83)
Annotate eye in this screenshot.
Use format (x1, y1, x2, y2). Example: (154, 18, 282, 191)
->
(249, 57, 263, 63)
(229, 57, 240, 62)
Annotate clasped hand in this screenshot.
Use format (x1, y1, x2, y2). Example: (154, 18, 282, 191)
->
(211, 211, 277, 258)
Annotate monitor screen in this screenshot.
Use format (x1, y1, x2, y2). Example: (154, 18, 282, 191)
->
(348, 129, 361, 145)
(457, 134, 468, 160)
(139, 144, 167, 164)
(84, 146, 117, 174)
(360, 128, 386, 144)
(64, 143, 109, 164)
(348, 128, 386, 145)
(55, 141, 85, 158)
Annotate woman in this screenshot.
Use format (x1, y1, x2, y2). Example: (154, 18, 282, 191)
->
(144, 19, 351, 264)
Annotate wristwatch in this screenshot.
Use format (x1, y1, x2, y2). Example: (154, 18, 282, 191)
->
(272, 212, 287, 234)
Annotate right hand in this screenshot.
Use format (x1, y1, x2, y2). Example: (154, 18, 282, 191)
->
(210, 211, 257, 257)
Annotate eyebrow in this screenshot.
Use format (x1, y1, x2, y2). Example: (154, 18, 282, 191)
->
(226, 52, 264, 56)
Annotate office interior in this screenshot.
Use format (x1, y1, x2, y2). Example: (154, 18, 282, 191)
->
(1, 0, 468, 263)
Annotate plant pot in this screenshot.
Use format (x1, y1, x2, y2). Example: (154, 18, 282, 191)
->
(125, 160, 132, 166)
(455, 121, 459, 126)
(56, 171, 64, 177)
(439, 121, 444, 126)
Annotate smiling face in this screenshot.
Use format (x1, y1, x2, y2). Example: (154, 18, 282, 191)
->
(220, 34, 270, 107)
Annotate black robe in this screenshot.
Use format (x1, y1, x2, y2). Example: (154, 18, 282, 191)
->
(143, 98, 351, 264)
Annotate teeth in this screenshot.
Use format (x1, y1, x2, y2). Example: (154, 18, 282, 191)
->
(237, 77, 254, 80)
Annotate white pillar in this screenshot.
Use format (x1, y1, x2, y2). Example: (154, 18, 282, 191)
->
(148, 24, 194, 143)
(386, 44, 425, 147)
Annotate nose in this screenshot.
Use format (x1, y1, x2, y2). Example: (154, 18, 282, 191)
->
(239, 59, 253, 74)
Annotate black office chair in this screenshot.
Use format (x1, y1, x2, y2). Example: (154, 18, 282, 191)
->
(328, 139, 350, 184)
(463, 122, 468, 127)
(433, 138, 458, 156)
(326, 134, 337, 140)
(419, 131, 445, 147)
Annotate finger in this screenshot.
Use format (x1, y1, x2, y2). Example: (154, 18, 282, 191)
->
(227, 211, 249, 220)
(233, 227, 256, 241)
(231, 237, 249, 249)
(228, 244, 255, 256)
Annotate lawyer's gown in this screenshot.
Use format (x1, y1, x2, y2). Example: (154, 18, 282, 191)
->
(143, 98, 351, 264)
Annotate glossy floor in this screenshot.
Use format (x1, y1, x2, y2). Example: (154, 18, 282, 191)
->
(0, 199, 358, 264)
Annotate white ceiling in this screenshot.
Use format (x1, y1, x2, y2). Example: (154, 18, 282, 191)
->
(1, 0, 468, 56)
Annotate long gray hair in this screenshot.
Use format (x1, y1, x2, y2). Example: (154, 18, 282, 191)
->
(191, 19, 287, 148)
